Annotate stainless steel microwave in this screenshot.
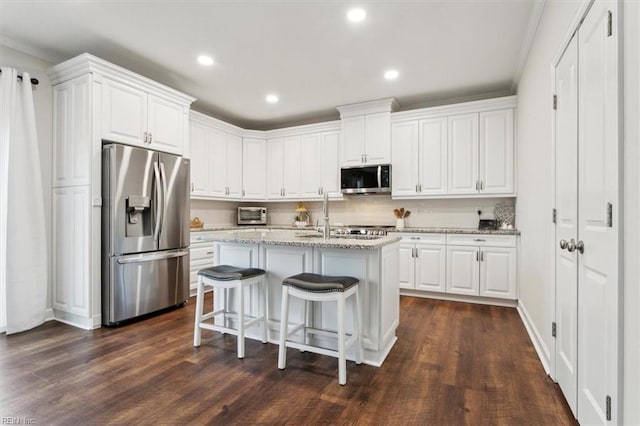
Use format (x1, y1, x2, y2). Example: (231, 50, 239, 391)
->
(341, 164, 391, 194)
(237, 207, 267, 225)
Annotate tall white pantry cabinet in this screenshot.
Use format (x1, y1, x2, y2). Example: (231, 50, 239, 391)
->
(47, 53, 194, 329)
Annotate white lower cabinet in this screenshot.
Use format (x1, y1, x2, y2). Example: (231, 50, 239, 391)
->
(189, 239, 215, 295)
(399, 233, 517, 301)
(446, 234, 517, 300)
(398, 234, 446, 292)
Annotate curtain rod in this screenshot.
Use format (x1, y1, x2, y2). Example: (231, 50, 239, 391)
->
(0, 69, 39, 85)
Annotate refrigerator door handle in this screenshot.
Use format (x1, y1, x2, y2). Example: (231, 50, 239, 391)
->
(159, 160, 168, 240)
(116, 249, 189, 264)
(153, 161, 163, 241)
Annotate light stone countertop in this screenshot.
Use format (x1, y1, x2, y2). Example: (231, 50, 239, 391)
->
(390, 227, 520, 236)
(191, 225, 520, 236)
(191, 229, 401, 249)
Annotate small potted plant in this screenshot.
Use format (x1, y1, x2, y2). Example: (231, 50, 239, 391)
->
(294, 203, 310, 227)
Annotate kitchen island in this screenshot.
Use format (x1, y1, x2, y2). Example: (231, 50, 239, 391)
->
(196, 229, 400, 366)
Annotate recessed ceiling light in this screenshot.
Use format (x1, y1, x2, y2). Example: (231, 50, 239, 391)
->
(384, 70, 399, 80)
(197, 55, 214, 66)
(347, 8, 366, 22)
(266, 94, 279, 103)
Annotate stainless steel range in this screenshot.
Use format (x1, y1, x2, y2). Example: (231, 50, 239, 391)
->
(334, 225, 395, 236)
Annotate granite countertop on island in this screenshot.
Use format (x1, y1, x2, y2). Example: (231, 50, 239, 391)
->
(192, 229, 401, 249)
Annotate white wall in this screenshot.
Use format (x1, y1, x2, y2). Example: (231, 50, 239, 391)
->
(515, 0, 580, 374)
(518, 1, 640, 422)
(623, 1, 640, 423)
(0, 44, 54, 314)
(192, 197, 514, 229)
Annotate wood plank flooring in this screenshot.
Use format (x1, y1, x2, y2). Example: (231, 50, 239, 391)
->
(0, 295, 576, 425)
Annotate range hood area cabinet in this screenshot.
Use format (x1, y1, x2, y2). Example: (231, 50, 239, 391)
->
(391, 96, 516, 198)
(337, 98, 399, 167)
(47, 53, 194, 329)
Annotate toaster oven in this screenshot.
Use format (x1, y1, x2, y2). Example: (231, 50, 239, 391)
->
(237, 207, 267, 225)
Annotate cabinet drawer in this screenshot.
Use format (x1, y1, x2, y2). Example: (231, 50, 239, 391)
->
(191, 243, 214, 261)
(446, 234, 516, 248)
(397, 233, 446, 244)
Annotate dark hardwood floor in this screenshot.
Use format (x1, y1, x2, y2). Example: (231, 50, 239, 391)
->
(1, 295, 576, 425)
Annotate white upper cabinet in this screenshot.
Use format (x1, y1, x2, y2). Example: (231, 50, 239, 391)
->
(101, 78, 147, 146)
(300, 133, 322, 198)
(102, 77, 189, 155)
(320, 131, 341, 198)
(266, 127, 341, 201)
(448, 113, 479, 194)
(52, 75, 92, 187)
(479, 109, 514, 194)
(420, 118, 448, 195)
(147, 94, 187, 154)
(188, 112, 244, 200)
(341, 116, 366, 166)
(391, 97, 516, 198)
(189, 121, 210, 195)
(364, 112, 392, 164)
(266, 135, 301, 199)
(392, 117, 448, 197)
(266, 138, 285, 199)
(226, 134, 244, 198)
(391, 121, 420, 196)
(282, 136, 302, 198)
(341, 113, 391, 166)
(338, 98, 398, 166)
(242, 138, 266, 199)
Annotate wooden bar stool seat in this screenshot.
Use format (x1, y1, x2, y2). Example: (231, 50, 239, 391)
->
(193, 265, 268, 358)
(277, 272, 363, 385)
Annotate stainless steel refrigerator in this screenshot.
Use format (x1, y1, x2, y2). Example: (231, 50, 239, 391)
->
(102, 143, 190, 325)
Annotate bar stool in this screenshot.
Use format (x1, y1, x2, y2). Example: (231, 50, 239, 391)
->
(277, 273, 363, 385)
(193, 265, 268, 358)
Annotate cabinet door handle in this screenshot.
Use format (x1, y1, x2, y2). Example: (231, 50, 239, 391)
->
(480, 180, 484, 190)
(476, 251, 479, 261)
(242, 189, 245, 197)
(149, 133, 152, 143)
(206, 251, 214, 255)
(480, 250, 484, 261)
(475, 180, 479, 191)
(191, 183, 194, 192)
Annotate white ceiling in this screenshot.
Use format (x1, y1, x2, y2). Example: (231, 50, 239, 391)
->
(0, 0, 537, 130)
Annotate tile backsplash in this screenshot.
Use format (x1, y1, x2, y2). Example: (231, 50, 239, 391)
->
(191, 196, 516, 229)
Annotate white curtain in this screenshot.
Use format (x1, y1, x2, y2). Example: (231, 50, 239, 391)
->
(0, 67, 47, 334)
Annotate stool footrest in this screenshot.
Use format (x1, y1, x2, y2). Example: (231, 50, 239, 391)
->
(198, 314, 266, 336)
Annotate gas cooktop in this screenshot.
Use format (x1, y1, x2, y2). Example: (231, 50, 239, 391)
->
(334, 225, 395, 236)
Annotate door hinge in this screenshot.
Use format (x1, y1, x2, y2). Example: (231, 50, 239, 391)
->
(552, 322, 557, 338)
(552, 94, 557, 110)
(607, 202, 613, 227)
(552, 208, 557, 224)
(606, 395, 612, 421)
(607, 11, 613, 37)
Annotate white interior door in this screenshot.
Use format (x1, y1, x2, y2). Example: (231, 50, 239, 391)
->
(577, 1, 619, 423)
(554, 34, 579, 417)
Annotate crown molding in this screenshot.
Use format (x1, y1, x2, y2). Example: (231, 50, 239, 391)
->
(47, 53, 195, 105)
(391, 95, 517, 123)
(336, 97, 399, 118)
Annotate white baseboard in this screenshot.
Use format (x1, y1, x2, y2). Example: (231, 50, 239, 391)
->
(400, 289, 518, 308)
(517, 301, 552, 376)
